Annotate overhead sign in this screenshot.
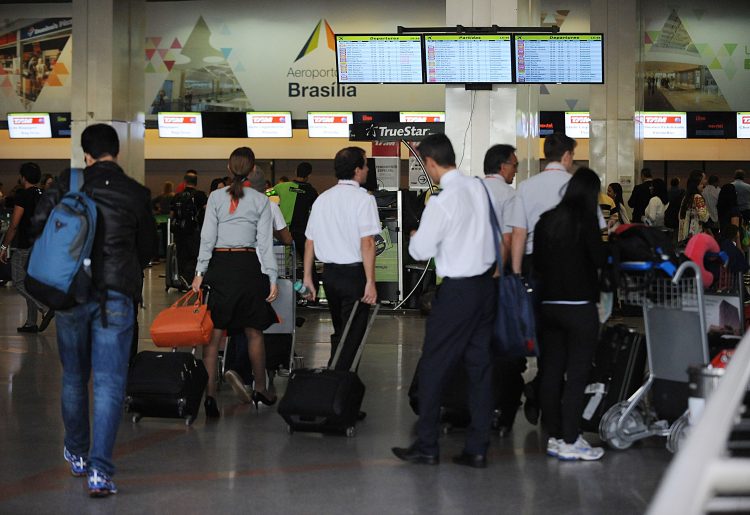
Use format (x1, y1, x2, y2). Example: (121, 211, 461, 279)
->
(307, 111, 353, 138)
(157, 112, 203, 138)
(7, 113, 52, 138)
(564, 111, 590, 139)
(246, 111, 292, 138)
(349, 122, 445, 141)
(22, 18, 72, 40)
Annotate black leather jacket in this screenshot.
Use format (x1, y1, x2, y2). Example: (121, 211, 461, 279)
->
(31, 160, 156, 301)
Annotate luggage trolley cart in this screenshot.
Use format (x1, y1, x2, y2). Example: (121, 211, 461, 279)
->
(599, 260, 709, 451)
(218, 242, 302, 390)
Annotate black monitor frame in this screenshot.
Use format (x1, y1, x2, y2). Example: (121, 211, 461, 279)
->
(335, 33, 425, 85)
(513, 33, 605, 85)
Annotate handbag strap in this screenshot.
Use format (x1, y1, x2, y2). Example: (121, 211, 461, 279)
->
(478, 178, 503, 276)
(172, 289, 203, 308)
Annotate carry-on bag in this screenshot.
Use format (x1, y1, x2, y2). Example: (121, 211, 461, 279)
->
(165, 219, 184, 291)
(150, 289, 213, 347)
(125, 350, 208, 426)
(581, 324, 647, 432)
(278, 301, 379, 436)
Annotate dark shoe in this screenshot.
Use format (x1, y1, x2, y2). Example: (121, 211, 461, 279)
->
(204, 396, 220, 418)
(17, 324, 38, 333)
(357, 410, 367, 421)
(38, 310, 55, 332)
(391, 445, 439, 465)
(497, 425, 512, 438)
(452, 451, 487, 469)
(523, 383, 539, 425)
(251, 390, 277, 410)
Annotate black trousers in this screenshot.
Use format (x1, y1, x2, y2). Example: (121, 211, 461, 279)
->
(538, 303, 599, 443)
(174, 229, 200, 284)
(416, 270, 496, 456)
(322, 263, 370, 371)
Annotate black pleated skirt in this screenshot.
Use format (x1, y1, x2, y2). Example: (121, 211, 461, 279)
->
(203, 251, 277, 331)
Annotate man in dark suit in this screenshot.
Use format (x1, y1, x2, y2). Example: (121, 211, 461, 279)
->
(628, 168, 654, 223)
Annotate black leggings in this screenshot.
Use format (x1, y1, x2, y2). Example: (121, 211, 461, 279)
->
(538, 302, 599, 444)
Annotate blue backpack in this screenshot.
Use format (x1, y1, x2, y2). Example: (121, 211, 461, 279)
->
(26, 169, 98, 309)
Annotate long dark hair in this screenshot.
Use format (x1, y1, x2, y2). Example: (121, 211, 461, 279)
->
(545, 167, 601, 244)
(680, 170, 704, 218)
(227, 147, 255, 202)
(608, 182, 625, 208)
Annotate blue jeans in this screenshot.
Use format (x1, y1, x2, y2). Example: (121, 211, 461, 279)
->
(56, 290, 134, 476)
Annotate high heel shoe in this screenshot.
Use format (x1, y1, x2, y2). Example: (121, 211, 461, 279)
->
(204, 396, 220, 418)
(251, 390, 277, 410)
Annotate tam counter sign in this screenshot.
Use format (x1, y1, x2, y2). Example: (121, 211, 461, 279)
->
(246, 112, 292, 138)
(8, 113, 52, 138)
(564, 111, 590, 139)
(636, 112, 687, 139)
(307, 112, 353, 138)
(157, 112, 203, 138)
(737, 113, 750, 139)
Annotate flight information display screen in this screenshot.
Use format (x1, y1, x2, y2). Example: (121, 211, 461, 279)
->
(514, 34, 604, 84)
(157, 112, 203, 138)
(8, 113, 52, 138)
(336, 35, 424, 84)
(424, 34, 513, 84)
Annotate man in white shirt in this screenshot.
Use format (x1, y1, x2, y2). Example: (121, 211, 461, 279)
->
(509, 132, 576, 427)
(392, 133, 496, 469)
(483, 144, 527, 437)
(732, 170, 750, 221)
(303, 147, 380, 371)
(702, 175, 720, 225)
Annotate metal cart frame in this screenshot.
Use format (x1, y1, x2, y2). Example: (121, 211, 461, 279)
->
(600, 260, 709, 451)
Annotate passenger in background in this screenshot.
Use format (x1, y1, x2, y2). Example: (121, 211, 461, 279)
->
(628, 168, 654, 223)
(276, 162, 319, 262)
(716, 182, 741, 237)
(607, 182, 630, 225)
(171, 173, 207, 288)
(40, 173, 55, 190)
(152, 181, 174, 215)
(731, 170, 750, 222)
(0, 162, 53, 333)
(192, 147, 279, 417)
(643, 178, 668, 227)
(678, 170, 709, 244)
(533, 167, 606, 461)
(702, 175, 720, 227)
(249, 167, 292, 245)
(209, 177, 226, 193)
(482, 143, 527, 437)
(175, 169, 198, 194)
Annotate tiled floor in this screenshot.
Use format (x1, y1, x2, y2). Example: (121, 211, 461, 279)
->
(0, 263, 672, 514)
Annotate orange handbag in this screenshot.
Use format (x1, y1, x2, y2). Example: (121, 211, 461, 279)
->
(150, 290, 214, 347)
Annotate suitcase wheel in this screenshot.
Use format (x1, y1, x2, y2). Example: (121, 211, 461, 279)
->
(287, 425, 294, 435)
(131, 413, 142, 423)
(345, 426, 356, 438)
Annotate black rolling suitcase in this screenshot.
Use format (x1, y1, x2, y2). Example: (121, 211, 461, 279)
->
(125, 350, 208, 426)
(278, 302, 379, 437)
(581, 324, 647, 432)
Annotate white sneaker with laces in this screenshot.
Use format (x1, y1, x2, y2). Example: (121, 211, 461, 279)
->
(546, 437, 563, 457)
(557, 436, 605, 461)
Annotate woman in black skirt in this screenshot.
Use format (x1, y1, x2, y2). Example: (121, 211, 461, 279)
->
(192, 147, 279, 418)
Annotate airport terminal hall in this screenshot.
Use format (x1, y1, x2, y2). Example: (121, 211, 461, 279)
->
(2, 0, 750, 513)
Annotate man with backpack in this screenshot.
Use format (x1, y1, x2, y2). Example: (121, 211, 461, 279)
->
(30, 124, 156, 497)
(171, 171, 207, 287)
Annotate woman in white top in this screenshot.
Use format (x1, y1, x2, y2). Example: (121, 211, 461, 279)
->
(643, 178, 668, 226)
(192, 147, 279, 417)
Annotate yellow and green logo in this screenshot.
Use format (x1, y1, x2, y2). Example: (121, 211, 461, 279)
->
(294, 19, 335, 62)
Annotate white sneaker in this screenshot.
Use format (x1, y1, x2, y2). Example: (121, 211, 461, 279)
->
(557, 436, 605, 461)
(546, 437, 563, 457)
(557, 435, 604, 461)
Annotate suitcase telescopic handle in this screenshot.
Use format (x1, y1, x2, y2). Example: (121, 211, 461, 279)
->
(328, 301, 380, 371)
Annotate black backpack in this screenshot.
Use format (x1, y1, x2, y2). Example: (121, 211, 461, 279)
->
(606, 224, 679, 291)
(172, 190, 198, 231)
